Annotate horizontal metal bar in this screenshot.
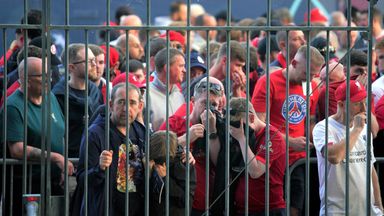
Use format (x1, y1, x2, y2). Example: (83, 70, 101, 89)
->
(0, 158, 79, 165)
(0, 24, 371, 32)
(289, 158, 384, 176)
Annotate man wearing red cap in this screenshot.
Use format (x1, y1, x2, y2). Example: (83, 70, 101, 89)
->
(160, 30, 186, 53)
(304, 8, 328, 26)
(313, 80, 383, 215)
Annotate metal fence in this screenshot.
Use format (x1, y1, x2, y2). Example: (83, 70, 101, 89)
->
(0, 0, 380, 215)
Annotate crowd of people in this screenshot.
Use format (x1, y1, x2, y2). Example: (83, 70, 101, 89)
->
(1, 1, 384, 216)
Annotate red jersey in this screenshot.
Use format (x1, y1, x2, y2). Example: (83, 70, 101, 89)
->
(251, 69, 319, 165)
(235, 125, 286, 213)
(375, 96, 384, 130)
(158, 115, 214, 211)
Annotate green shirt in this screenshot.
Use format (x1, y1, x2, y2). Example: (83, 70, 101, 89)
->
(4, 89, 65, 155)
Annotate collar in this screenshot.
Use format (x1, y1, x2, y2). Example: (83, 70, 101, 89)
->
(151, 76, 178, 94)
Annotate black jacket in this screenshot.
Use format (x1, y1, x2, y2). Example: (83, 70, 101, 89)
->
(149, 153, 196, 216)
(76, 115, 145, 216)
(52, 78, 104, 157)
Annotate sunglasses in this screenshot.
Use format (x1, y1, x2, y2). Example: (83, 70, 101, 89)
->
(197, 82, 223, 94)
(319, 46, 336, 54)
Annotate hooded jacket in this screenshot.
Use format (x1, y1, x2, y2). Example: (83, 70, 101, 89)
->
(76, 114, 145, 216)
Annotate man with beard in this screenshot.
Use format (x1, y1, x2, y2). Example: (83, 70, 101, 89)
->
(52, 43, 104, 158)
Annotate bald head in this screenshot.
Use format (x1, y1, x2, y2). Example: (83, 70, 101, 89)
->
(120, 14, 142, 27)
(117, 34, 144, 60)
(331, 11, 346, 27)
(120, 15, 142, 37)
(18, 57, 43, 83)
(320, 62, 345, 82)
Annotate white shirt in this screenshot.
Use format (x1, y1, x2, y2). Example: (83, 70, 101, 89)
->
(313, 117, 382, 216)
(372, 76, 384, 107)
(148, 77, 185, 131)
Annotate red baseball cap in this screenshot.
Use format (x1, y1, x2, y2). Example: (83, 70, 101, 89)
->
(100, 45, 120, 68)
(160, 30, 185, 46)
(112, 72, 146, 88)
(304, 8, 328, 23)
(335, 80, 367, 102)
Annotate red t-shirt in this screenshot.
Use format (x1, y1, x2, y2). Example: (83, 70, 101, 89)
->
(375, 96, 384, 130)
(316, 80, 344, 121)
(158, 115, 214, 211)
(251, 69, 319, 165)
(235, 125, 286, 213)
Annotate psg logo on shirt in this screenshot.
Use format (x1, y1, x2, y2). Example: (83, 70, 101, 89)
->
(281, 94, 307, 124)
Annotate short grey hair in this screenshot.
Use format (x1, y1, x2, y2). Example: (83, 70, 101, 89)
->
(111, 82, 142, 102)
(154, 48, 184, 73)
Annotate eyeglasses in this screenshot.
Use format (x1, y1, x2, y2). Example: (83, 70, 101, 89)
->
(72, 58, 96, 65)
(319, 46, 336, 54)
(197, 82, 223, 94)
(28, 74, 43, 77)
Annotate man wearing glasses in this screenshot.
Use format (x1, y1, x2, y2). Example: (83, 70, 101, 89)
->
(1, 57, 70, 215)
(52, 43, 104, 158)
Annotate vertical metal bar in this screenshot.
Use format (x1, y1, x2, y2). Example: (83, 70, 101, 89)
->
(124, 30, 130, 216)
(104, 0, 111, 214)
(144, 0, 151, 215)
(10, 165, 14, 216)
(165, 29, 170, 216)
(244, 30, 250, 216)
(84, 29, 89, 216)
(345, 0, 351, 214)
(324, 30, 330, 216)
(305, 2, 311, 214)
(63, 0, 70, 214)
(22, 1, 29, 214)
(43, 0, 52, 213)
(28, 165, 32, 193)
(204, 29, 211, 216)
(366, 1, 374, 214)
(265, 1, 272, 215)
(1, 28, 7, 216)
(284, 30, 290, 216)
(185, 1, 191, 215)
(225, 0, 232, 215)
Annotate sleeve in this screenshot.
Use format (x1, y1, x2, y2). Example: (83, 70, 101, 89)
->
(76, 127, 106, 188)
(251, 76, 269, 113)
(312, 122, 337, 158)
(6, 105, 24, 142)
